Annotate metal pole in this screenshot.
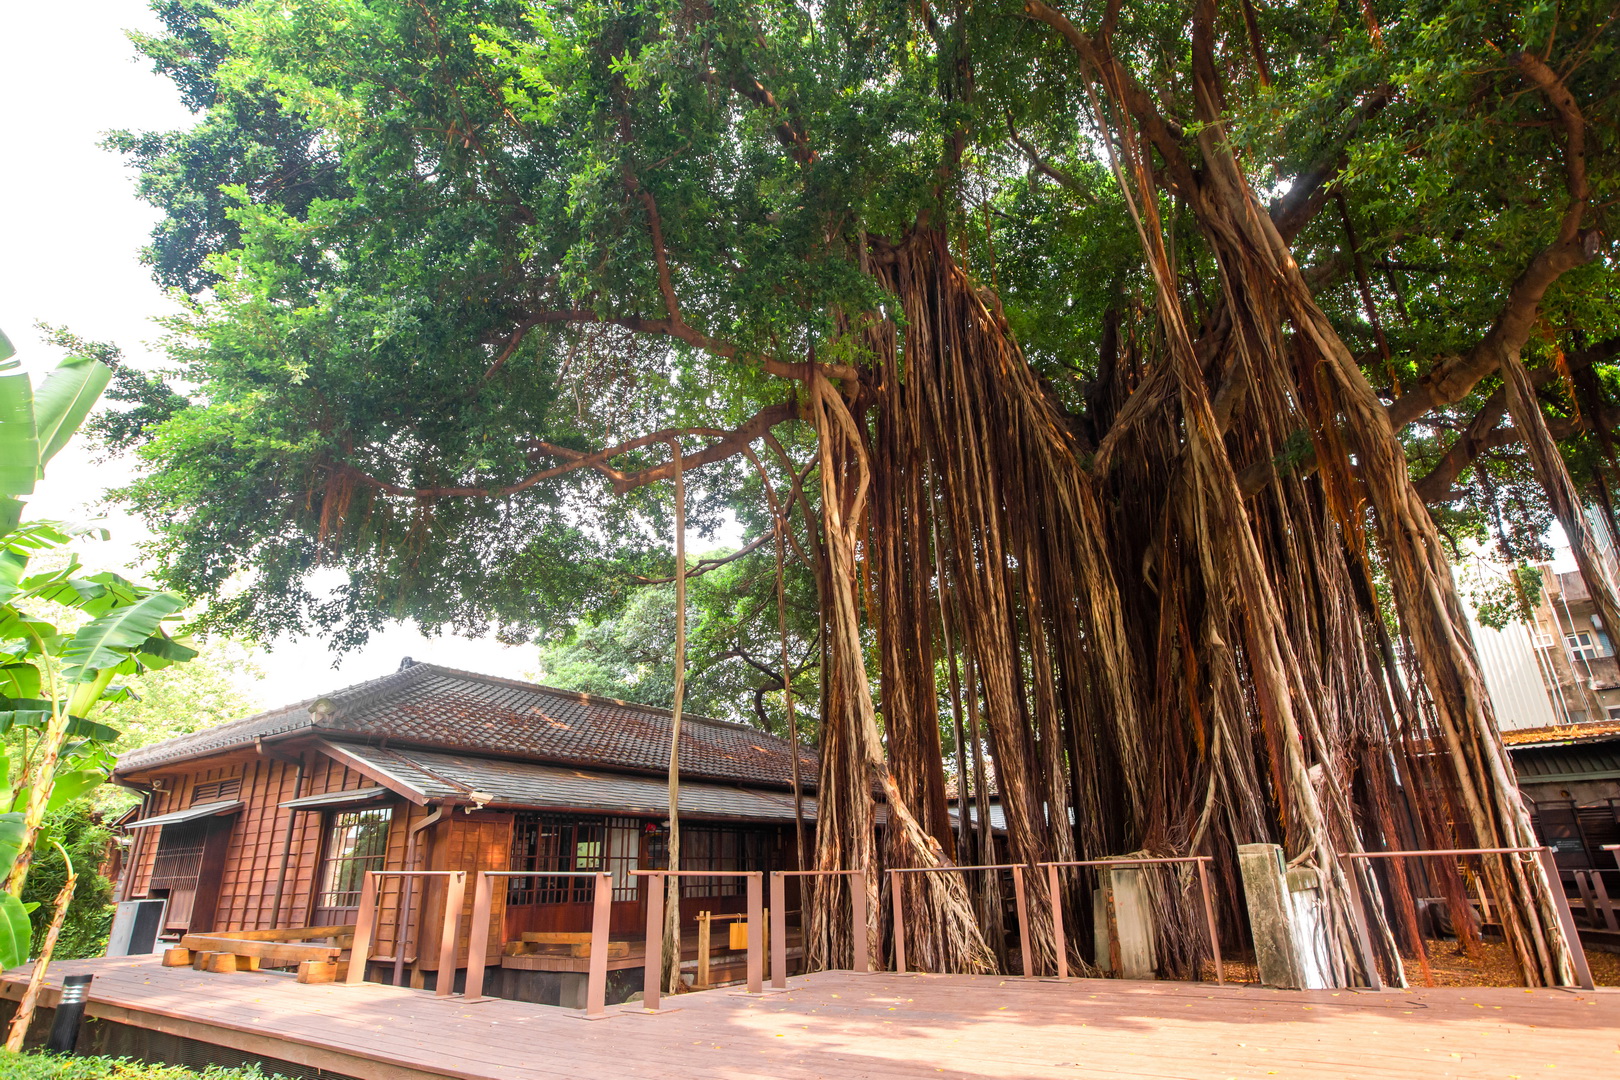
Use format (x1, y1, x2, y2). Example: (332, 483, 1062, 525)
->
(587, 872, 611, 1019)
(1193, 859, 1224, 987)
(1046, 863, 1068, 980)
(1536, 847, 1596, 991)
(464, 872, 492, 1000)
(44, 974, 92, 1053)
(643, 872, 664, 1010)
(852, 870, 869, 973)
(746, 872, 764, 994)
(769, 872, 788, 989)
(436, 871, 466, 997)
(346, 871, 380, 985)
(1013, 865, 1033, 977)
(891, 871, 906, 973)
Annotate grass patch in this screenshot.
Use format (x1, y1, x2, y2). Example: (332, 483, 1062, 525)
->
(0, 1050, 278, 1079)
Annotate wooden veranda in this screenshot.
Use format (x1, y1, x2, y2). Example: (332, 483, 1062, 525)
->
(4, 954, 1615, 1080)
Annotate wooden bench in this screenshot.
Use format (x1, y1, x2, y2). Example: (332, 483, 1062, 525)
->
(504, 931, 629, 959)
(166, 925, 355, 984)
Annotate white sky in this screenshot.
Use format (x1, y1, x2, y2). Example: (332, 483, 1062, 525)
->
(0, 0, 660, 706)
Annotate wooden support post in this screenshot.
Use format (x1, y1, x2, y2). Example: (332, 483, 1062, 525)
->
(436, 871, 467, 998)
(161, 948, 191, 968)
(746, 872, 764, 994)
(1046, 865, 1068, 980)
(643, 872, 664, 1011)
(1574, 872, 1599, 926)
(1537, 848, 1596, 991)
(1590, 869, 1619, 932)
(190, 951, 212, 972)
(1194, 858, 1224, 986)
(586, 872, 611, 1019)
(204, 952, 239, 974)
(465, 872, 493, 1000)
(347, 871, 380, 985)
(770, 873, 788, 989)
(696, 911, 712, 989)
(1013, 865, 1033, 978)
(891, 871, 906, 974)
(852, 871, 869, 973)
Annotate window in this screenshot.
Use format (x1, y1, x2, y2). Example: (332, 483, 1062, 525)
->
(190, 778, 242, 805)
(645, 825, 768, 899)
(1567, 632, 1598, 661)
(508, 814, 640, 904)
(1607, 706, 1620, 721)
(313, 808, 392, 922)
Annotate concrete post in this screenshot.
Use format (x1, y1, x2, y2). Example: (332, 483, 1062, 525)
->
(1091, 862, 1157, 980)
(1239, 843, 1302, 988)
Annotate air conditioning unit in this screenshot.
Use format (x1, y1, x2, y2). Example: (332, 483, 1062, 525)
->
(105, 898, 167, 956)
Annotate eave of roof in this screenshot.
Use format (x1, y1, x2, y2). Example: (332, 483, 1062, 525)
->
(114, 661, 818, 791)
(1502, 719, 1620, 748)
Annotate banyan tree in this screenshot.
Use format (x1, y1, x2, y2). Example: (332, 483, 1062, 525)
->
(104, 0, 1617, 987)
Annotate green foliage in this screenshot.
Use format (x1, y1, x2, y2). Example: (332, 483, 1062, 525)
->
(534, 547, 818, 734)
(0, 1051, 272, 1079)
(21, 803, 114, 960)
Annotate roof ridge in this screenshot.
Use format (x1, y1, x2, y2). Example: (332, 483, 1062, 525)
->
(406, 661, 803, 746)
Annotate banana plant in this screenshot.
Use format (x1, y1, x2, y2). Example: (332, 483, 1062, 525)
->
(0, 329, 195, 969)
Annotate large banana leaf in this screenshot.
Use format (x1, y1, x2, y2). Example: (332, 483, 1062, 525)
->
(59, 591, 185, 681)
(32, 355, 110, 469)
(0, 892, 31, 969)
(0, 812, 22, 883)
(0, 361, 37, 499)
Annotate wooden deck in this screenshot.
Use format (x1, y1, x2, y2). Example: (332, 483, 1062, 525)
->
(4, 955, 1615, 1079)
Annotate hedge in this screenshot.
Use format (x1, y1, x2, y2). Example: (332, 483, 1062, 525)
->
(0, 1050, 277, 1079)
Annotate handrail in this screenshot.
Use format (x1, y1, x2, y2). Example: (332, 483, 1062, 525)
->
(347, 870, 467, 996)
(887, 863, 1033, 978)
(767, 869, 870, 988)
(1038, 856, 1221, 985)
(631, 870, 764, 1010)
(1336, 846, 1594, 992)
(464, 870, 611, 1017)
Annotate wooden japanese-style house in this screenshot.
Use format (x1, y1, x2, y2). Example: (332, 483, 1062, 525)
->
(112, 659, 817, 1003)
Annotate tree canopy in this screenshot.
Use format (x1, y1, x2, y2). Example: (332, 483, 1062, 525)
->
(104, 0, 1618, 987)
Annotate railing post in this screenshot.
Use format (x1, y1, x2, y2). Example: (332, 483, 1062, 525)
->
(1194, 858, 1224, 987)
(1013, 865, 1033, 977)
(643, 872, 665, 1010)
(852, 870, 869, 973)
(1590, 868, 1619, 932)
(436, 871, 466, 997)
(746, 872, 764, 993)
(770, 872, 788, 988)
(891, 871, 906, 973)
(1536, 847, 1596, 991)
(1046, 864, 1067, 980)
(465, 872, 493, 1000)
(586, 872, 611, 1018)
(347, 871, 379, 985)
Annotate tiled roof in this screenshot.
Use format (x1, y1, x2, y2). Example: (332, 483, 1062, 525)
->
(1501, 719, 1620, 747)
(336, 743, 817, 823)
(116, 661, 818, 790)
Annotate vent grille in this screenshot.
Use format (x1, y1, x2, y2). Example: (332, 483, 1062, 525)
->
(190, 777, 242, 805)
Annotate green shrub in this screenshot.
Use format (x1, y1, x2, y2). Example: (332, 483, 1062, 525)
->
(20, 802, 116, 960)
(0, 1050, 272, 1078)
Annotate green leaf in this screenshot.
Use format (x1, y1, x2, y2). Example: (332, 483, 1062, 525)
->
(0, 367, 38, 499)
(32, 355, 111, 468)
(44, 770, 104, 812)
(58, 591, 186, 681)
(0, 664, 39, 699)
(0, 892, 31, 968)
(63, 714, 120, 742)
(0, 698, 54, 732)
(0, 812, 23, 885)
(0, 328, 13, 365)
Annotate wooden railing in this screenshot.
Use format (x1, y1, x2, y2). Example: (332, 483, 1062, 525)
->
(1039, 856, 1222, 984)
(632, 870, 764, 1010)
(768, 869, 870, 988)
(888, 864, 1033, 976)
(464, 870, 611, 1016)
(348, 870, 467, 996)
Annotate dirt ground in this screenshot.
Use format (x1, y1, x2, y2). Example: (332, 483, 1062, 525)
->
(1199, 940, 1620, 987)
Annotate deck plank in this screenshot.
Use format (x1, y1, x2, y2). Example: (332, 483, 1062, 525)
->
(4, 957, 1615, 1079)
